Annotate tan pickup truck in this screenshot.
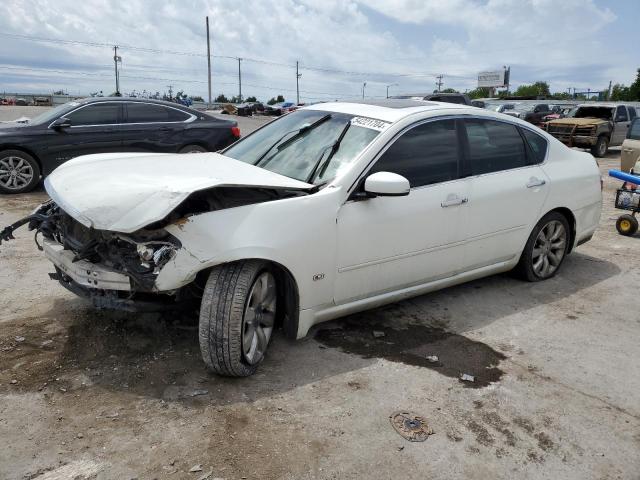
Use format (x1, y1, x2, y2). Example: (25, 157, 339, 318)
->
(622, 117, 640, 172)
(545, 103, 637, 157)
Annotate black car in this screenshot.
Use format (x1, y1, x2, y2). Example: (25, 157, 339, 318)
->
(0, 97, 240, 193)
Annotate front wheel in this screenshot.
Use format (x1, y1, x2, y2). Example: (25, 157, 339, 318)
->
(590, 135, 608, 158)
(199, 261, 277, 376)
(516, 212, 570, 282)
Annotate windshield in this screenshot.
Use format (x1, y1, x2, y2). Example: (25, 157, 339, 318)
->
(224, 109, 383, 184)
(568, 106, 614, 120)
(28, 100, 82, 125)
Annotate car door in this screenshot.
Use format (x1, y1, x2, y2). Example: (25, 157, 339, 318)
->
(461, 118, 550, 270)
(43, 102, 123, 165)
(334, 118, 469, 304)
(621, 117, 640, 172)
(612, 105, 630, 146)
(121, 102, 192, 152)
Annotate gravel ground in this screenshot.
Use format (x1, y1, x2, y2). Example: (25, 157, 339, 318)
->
(0, 105, 639, 479)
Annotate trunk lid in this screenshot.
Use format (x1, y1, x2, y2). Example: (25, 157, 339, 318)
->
(45, 152, 313, 233)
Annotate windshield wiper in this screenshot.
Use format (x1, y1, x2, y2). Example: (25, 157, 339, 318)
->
(255, 114, 332, 168)
(306, 121, 351, 183)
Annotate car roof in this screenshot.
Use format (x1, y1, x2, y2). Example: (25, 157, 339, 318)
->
(301, 99, 468, 122)
(75, 97, 192, 109)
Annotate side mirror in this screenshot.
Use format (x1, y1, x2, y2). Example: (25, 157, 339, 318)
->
(364, 171, 410, 197)
(51, 117, 71, 129)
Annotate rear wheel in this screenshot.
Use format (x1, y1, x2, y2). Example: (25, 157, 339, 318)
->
(616, 214, 638, 236)
(0, 150, 40, 194)
(516, 212, 570, 282)
(590, 135, 608, 158)
(199, 261, 277, 376)
(179, 144, 208, 153)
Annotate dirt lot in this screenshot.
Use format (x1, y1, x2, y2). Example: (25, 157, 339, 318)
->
(1, 106, 639, 479)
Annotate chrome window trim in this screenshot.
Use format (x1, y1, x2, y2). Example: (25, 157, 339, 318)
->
(47, 101, 196, 129)
(348, 113, 549, 197)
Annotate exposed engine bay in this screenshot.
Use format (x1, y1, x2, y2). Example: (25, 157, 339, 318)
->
(0, 185, 307, 310)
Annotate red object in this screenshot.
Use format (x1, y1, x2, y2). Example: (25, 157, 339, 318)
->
(231, 126, 241, 138)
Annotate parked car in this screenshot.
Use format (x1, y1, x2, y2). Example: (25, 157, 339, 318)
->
(264, 102, 296, 116)
(621, 117, 640, 172)
(0, 97, 240, 193)
(545, 103, 637, 157)
(485, 103, 517, 114)
(1, 99, 602, 376)
(542, 105, 575, 122)
(503, 103, 554, 125)
(391, 93, 472, 105)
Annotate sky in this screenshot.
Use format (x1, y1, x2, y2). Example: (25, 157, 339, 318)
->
(0, 0, 638, 102)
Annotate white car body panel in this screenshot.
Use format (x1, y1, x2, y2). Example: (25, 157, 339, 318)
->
(44, 152, 312, 233)
(40, 102, 603, 339)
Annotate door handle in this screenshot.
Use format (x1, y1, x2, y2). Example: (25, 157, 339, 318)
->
(623, 148, 635, 153)
(441, 194, 468, 207)
(526, 177, 546, 188)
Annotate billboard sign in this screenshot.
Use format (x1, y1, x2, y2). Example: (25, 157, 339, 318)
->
(478, 69, 507, 88)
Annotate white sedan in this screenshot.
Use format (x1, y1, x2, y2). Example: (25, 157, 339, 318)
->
(1, 100, 602, 376)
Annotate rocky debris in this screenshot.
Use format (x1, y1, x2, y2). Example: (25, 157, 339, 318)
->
(460, 373, 475, 383)
(190, 464, 203, 472)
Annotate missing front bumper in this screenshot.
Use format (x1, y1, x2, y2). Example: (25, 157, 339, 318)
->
(43, 237, 132, 291)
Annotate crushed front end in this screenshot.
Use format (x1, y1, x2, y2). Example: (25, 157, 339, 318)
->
(1, 201, 190, 311)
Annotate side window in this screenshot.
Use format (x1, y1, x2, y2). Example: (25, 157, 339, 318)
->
(66, 103, 120, 126)
(126, 103, 190, 123)
(628, 107, 637, 120)
(628, 119, 640, 140)
(536, 104, 549, 113)
(521, 128, 548, 164)
(616, 105, 628, 122)
(464, 119, 527, 174)
(369, 119, 459, 188)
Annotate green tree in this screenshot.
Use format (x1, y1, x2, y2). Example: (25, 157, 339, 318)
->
(514, 81, 550, 97)
(550, 91, 572, 100)
(267, 95, 285, 105)
(466, 87, 492, 99)
(628, 68, 640, 101)
(215, 94, 229, 103)
(439, 88, 458, 93)
(610, 84, 630, 101)
(191, 95, 204, 102)
(276, 94, 285, 103)
(245, 96, 257, 102)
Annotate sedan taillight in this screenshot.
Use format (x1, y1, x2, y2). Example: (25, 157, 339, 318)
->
(231, 126, 241, 138)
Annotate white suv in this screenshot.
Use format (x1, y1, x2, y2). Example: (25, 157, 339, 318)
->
(1, 100, 602, 376)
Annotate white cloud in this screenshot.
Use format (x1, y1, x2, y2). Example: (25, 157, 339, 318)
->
(0, 0, 631, 100)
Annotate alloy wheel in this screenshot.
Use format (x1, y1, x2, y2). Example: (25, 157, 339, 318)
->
(242, 272, 276, 365)
(531, 220, 567, 278)
(0, 156, 34, 190)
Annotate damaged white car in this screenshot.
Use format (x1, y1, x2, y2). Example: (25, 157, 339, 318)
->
(1, 100, 602, 376)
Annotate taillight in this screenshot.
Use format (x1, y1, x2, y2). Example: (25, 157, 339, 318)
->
(231, 126, 241, 138)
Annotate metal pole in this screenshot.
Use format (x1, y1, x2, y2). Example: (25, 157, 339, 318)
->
(296, 61, 300, 104)
(113, 46, 120, 96)
(386, 85, 389, 98)
(206, 16, 212, 106)
(238, 58, 242, 102)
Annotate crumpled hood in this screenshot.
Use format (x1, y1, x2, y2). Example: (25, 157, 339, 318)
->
(547, 117, 608, 126)
(45, 152, 313, 233)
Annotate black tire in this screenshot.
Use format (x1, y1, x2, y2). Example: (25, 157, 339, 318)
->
(590, 135, 608, 158)
(199, 260, 276, 377)
(616, 214, 638, 236)
(515, 212, 571, 282)
(0, 149, 41, 194)
(179, 144, 208, 153)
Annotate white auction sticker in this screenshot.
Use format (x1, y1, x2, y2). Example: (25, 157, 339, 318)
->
(350, 116, 390, 132)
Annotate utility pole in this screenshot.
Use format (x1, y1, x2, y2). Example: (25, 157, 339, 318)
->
(167, 85, 173, 101)
(206, 16, 212, 106)
(386, 83, 398, 98)
(435, 75, 443, 92)
(113, 46, 121, 96)
(607, 80, 612, 100)
(237, 58, 242, 103)
(296, 61, 302, 104)
(362, 82, 367, 99)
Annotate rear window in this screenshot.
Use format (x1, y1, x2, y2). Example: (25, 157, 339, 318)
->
(464, 119, 527, 174)
(126, 103, 190, 123)
(629, 119, 640, 140)
(521, 128, 548, 164)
